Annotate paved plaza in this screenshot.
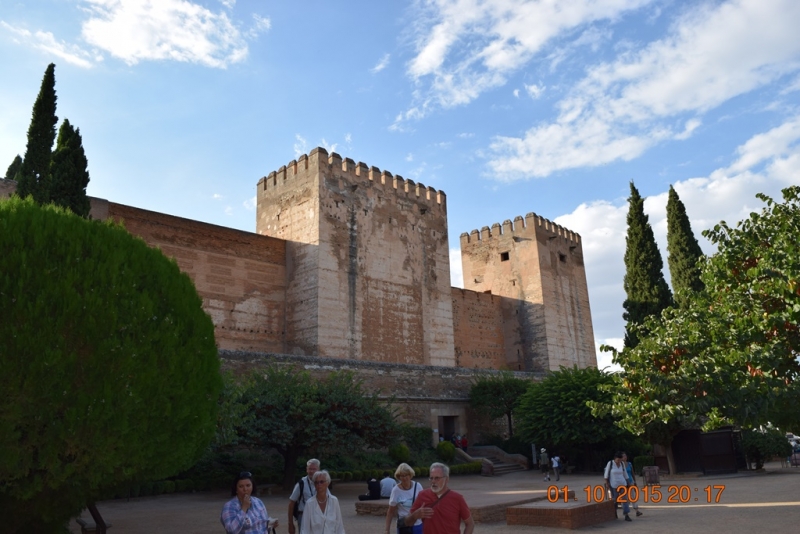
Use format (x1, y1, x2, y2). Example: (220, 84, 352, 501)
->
(70, 461, 800, 533)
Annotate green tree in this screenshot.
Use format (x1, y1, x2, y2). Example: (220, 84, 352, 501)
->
(666, 185, 705, 308)
(600, 186, 800, 473)
(16, 63, 58, 204)
(4, 155, 22, 181)
(0, 197, 222, 532)
(49, 119, 91, 217)
(517, 366, 637, 470)
(238, 367, 397, 489)
(741, 428, 792, 469)
(623, 182, 673, 348)
(469, 371, 530, 437)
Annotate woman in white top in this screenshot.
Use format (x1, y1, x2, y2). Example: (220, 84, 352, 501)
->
(604, 451, 632, 521)
(384, 463, 424, 534)
(301, 470, 345, 534)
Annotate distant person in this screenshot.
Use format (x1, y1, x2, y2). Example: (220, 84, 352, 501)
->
(405, 462, 474, 534)
(604, 451, 632, 522)
(622, 452, 643, 517)
(460, 435, 468, 451)
(302, 470, 344, 534)
(221, 471, 276, 534)
(381, 471, 397, 498)
(540, 448, 550, 481)
(551, 454, 561, 481)
(358, 476, 381, 501)
(385, 463, 424, 534)
(288, 458, 319, 534)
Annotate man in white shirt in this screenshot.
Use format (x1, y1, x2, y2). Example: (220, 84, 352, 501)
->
(288, 458, 319, 534)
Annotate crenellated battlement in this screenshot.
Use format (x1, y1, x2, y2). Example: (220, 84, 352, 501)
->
(257, 147, 446, 209)
(459, 212, 581, 246)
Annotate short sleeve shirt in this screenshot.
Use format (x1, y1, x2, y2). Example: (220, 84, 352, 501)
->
(289, 477, 315, 512)
(410, 488, 470, 534)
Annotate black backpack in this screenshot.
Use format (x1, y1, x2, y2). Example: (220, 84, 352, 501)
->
(292, 479, 306, 520)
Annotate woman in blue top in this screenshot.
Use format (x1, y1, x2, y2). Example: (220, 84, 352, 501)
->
(221, 471, 277, 533)
(622, 453, 643, 517)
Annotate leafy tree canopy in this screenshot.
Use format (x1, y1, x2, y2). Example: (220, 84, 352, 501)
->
(0, 197, 221, 532)
(741, 428, 792, 470)
(516, 366, 635, 465)
(666, 185, 705, 308)
(623, 182, 673, 347)
(469, 371, 531, 437)
(237, 366, 397, 489)
(601, 186, 800, 462)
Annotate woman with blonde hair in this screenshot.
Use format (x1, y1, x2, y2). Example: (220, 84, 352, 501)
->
(384, 463, 423, 534)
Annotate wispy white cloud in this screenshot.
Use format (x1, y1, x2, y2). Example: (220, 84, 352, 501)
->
(395, 0, 652, 126)
(320, 138, 338, 154)
(449, 248, 463, 287)
(371, 53, 390, 73)
(1, 21, 95, 68)
(293, 134, 308, 157)
(551, 115, 800, 364)
(513, 88, 519, 98)
(212, 193, 224, 199)
(81, 0, 260, 68)
(488, 0, 800, 180)
(524, 83, 544, 99)
(243, 195, 256, 210)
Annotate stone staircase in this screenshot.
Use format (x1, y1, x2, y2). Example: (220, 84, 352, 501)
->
(463, 445, 528, 476)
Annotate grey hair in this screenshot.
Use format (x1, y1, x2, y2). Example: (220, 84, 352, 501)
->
(394, 463, 416, 478)
(307, 458, 321, 468)
(430, 462, 449, 477)
(312, 470, 331, 484)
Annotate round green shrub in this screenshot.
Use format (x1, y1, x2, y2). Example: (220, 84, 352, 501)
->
(0, 195, 222, 530)
(163, 481, 176, 494)
(436, 441, 456, 462)
(389, 443, 411, 464)
(352, 470, 363, 481)
(343, 472, 353, 481)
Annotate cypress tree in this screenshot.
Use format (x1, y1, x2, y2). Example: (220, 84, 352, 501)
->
(50, 119, 91, 217)
(622, 182, 673, 348)
(666, 185, 705, 308)
(16, 63, 58, 203)
(4, 155, 22, 181)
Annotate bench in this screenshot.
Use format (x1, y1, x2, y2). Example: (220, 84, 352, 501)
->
(256, 483, 279, 497)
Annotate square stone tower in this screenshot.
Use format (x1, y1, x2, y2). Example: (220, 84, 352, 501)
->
(460, 214, 596, 371)
(257, 147, 455, 366)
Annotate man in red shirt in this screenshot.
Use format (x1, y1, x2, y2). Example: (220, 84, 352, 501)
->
(405, 463, 474, 534)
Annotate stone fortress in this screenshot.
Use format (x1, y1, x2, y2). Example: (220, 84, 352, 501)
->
(1, 148, 596, 442)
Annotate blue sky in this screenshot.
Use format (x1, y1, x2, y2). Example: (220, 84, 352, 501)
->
(2, 0, 799, 369)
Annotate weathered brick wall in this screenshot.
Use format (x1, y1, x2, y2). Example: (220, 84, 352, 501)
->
(451, 288, 508, 369)
(460, 213, 596, 371)
(107, 203, 287, 354)
(257, 148, 455, 366)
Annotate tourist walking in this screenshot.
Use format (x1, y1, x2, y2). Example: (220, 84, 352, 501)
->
(385, 463, 424, 534)
(604, 451, 632, 521)
(405, 462, 474, 534)
(221, 471, 276, 534)
(540, 448, 550, 481)
(551, 454, 561, 481)
(288, 458, 319, 534)
(301, 470, 345, 534)
(622, 452, 643, 516)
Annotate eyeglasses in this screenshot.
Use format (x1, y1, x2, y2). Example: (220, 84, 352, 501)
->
(429, 476, 445, 481)
(314, 480, 329, 485)
(239, 471, 252, 478)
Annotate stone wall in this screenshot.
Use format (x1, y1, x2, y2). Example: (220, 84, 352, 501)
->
(451, 288, 507, 369)
(257, 148, 455, 366)
(107, 203, 287, 354)
(460, 213, 596, 371)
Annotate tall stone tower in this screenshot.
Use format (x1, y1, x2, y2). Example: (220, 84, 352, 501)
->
(256, 147, 456, 366)
(459, 213, 596, 371)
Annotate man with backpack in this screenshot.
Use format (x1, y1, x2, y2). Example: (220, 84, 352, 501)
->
(288, 458, 320, 534)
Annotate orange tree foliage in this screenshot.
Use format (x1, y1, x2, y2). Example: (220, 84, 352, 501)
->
(599, 186, 800, 439)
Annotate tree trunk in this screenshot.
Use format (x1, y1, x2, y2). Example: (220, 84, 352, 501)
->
(282, 448, 301, 490)
(507, 412, 514, 438)
(665, 442, 677, 475)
